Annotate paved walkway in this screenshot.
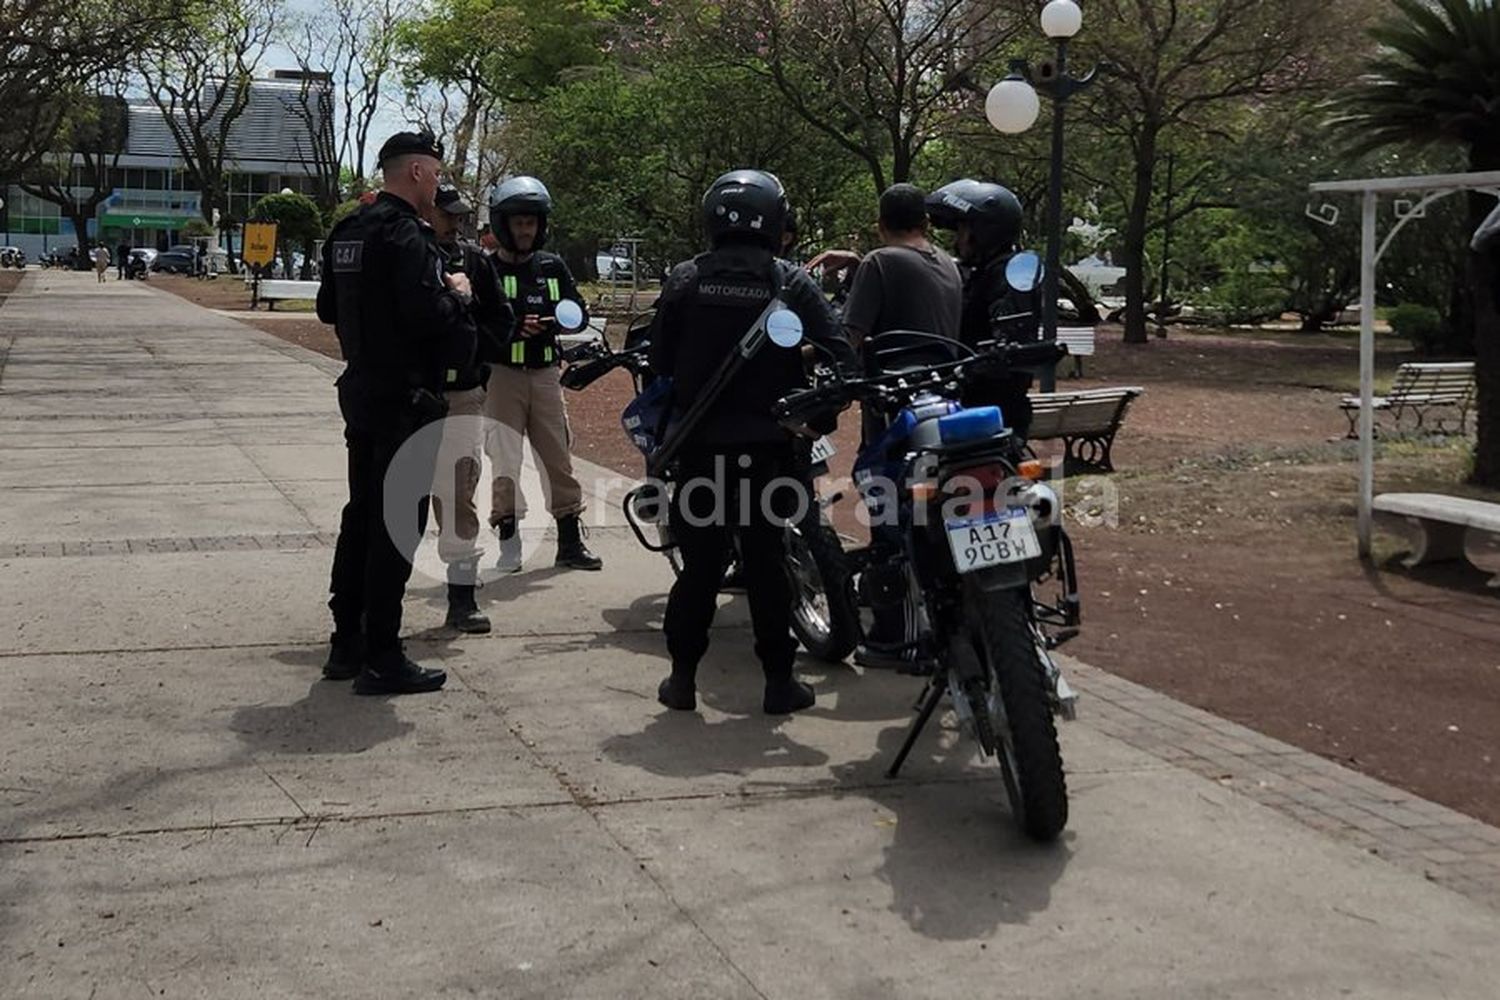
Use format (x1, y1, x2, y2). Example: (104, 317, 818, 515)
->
(3, 270, 1499, 999)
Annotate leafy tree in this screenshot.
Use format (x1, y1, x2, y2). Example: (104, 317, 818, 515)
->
(1329, 0, 1500, 484)
(660, 0, 1020, 196)
(138, 0, 281, 225)
(19, 86, 129, 252)
(1077, 0, 1377, 343)
(0, 1, 187, 178)
(249, 191, 325, 278)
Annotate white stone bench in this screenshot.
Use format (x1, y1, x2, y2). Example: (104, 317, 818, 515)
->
(1341, 361, 1474, 438)
(1055, 326, 1096, 378)
(252, 279, 321, 310)
(1374, 492, 1500, 585)
(1028, 385, 1144, 473)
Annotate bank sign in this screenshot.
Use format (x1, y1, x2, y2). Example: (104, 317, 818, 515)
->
(101, 211, 197, 229)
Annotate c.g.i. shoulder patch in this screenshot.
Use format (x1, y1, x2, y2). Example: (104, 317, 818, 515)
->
(332, 241, 364, 273)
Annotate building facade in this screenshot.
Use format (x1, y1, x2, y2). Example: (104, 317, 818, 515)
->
(1, 71, 331, 257)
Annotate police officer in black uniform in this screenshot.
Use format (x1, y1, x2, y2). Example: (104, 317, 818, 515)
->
(649, 169, 852, 715)
(315, 132, 480, 695)
(926, 179, 1042, 436)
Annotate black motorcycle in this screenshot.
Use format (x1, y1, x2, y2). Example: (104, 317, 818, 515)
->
(776, 335, 1081, 841)
(561, 310, 861, 664)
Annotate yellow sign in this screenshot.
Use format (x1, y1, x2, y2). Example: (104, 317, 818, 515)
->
(243, 222, 278, 267)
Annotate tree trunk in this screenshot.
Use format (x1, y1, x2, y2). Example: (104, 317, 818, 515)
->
(65, 207, 92, 251)
(1121, 122, 1158, 344)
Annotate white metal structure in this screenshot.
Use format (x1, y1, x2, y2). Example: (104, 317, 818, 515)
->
(1307, 170, 1500, 557)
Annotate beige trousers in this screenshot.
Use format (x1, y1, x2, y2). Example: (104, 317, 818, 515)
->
(484, 364, 585, 523)
(431, 385, 486, 565)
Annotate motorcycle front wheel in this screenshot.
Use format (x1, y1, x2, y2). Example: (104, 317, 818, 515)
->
(784, 520, 859, 663)
(970, 585, 1068, 842)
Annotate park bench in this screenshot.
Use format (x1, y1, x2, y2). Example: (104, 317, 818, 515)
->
(251, 279, 321, 310)
(1027, 385, 1144, 473)
(1340, 361, 1475, 438)
(1055, 326, 1096, 378)
(1373, 492, 1500, 586)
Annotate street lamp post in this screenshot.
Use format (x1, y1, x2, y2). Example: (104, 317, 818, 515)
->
(986, 0, 1097, 393)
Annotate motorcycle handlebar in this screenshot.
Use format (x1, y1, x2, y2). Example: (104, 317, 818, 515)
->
(774, 339, 1068, 421)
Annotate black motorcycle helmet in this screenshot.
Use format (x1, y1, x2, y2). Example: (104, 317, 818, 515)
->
(702, 169, 789, 249)
(926, 178, 1024, 264)
(489, 175, 553, 253)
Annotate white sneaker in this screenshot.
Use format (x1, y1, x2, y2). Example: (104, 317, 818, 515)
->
(496, 534, 523, 574)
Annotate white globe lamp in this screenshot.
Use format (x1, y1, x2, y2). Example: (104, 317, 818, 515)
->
(986, 75, 1041, 134)
(1041, 0, 1083, 39)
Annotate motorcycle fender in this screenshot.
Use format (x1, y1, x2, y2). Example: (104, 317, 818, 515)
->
(966, 562, 1033, 593)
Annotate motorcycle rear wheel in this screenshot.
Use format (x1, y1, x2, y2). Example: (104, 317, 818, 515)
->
(971, 586, 1068, 842)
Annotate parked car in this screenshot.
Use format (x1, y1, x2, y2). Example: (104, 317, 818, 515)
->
(151, 250, 197, 274)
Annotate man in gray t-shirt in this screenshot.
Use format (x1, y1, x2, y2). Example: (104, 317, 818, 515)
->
(841, 183, 964, 367)
(830, 184, 965, 670)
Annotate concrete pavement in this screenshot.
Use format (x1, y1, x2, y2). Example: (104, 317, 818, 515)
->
(3, 270, 1500, 999)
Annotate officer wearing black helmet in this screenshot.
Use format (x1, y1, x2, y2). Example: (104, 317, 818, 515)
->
(483, 176, 601, 574)
(315, 131, 479, 695)
(648, 169, 852, 715)
(926, 178, 1041, 436)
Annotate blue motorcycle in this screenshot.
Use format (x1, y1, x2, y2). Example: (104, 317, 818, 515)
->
(775, 333, 1081, 841)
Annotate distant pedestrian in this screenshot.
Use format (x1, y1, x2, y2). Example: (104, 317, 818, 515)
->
(93, 246, 110, 283)
(117, 242, 130, 280)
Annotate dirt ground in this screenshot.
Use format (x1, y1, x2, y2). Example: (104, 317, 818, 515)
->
(158, 272, 1500, 826)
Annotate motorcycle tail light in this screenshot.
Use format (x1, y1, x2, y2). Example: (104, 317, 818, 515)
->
(909, 480, 940, 502)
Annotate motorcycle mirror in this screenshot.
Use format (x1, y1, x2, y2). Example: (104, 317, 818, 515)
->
(767, 307, 804, 348)
(554, 299, 586, 332)
(1005, 251, 1044, 293)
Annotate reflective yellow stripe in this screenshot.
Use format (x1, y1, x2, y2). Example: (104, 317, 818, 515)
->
(511, 342, 526, 364)
(446, 368, 457, 385)
(503, 275, 518, 299)
(546, 278, 560, 301)
(543, 346, 554, 363)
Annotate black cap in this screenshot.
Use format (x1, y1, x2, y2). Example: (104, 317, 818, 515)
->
(377, 131, 444, 167)
(435, 185, 472, 216)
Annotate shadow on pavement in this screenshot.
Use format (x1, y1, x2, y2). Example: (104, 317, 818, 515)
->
(839, 723, 1075, 940)
(230, 678, 414, 755)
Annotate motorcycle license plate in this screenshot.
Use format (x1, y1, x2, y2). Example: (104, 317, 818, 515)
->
(946, 509, 1039, 573)
(809, 435, 837, 465)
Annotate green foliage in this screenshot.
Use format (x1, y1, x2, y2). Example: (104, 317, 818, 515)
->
(181, 218, 216, 239)
(249, 191, 325, 274)
(249, 192, 324, 242)
(1199, 214, 1287, 324)
(1329, 0, 1500, 167)
(1389, 302, 1445, 353)
(329, 199, 364, 228)
(503, 56, 862, 271)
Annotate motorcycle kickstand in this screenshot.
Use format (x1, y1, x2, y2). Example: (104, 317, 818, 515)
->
(886, 678, 946, 779)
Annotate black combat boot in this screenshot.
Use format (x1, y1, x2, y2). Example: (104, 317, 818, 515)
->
(763, 672, 816, 715)
(494, 516, 523, 574)
(445, 584, 490, 633)
(657, 666, 698, 711)
(445, 561, 490, 634)
(322, 631, 364, 681)
(354, 647, 447, 696)
(555, 514, 603, 571)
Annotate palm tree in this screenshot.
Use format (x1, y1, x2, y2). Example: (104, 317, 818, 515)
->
(1329, 0, 1500, 485)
